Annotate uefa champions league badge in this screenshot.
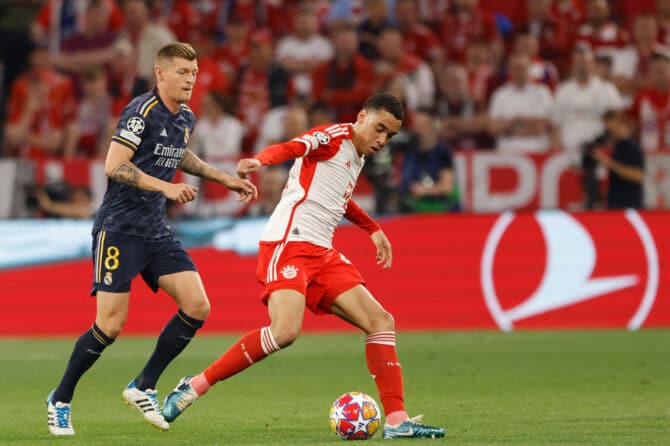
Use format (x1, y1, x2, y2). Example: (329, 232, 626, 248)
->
(313, 131, 331, 145)
(127, 117, 145, 135)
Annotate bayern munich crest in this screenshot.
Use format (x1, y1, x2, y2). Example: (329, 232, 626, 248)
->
(280, 265, 298, 279)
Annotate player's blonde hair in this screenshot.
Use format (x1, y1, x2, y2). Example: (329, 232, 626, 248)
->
(156, 42, 197, 63)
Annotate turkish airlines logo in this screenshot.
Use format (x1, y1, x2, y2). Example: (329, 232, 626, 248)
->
(481, 210, 659, 331)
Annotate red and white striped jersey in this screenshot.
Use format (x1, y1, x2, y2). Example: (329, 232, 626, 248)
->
(257, 123, 365, 248)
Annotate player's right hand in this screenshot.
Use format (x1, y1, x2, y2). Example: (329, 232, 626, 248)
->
(236, 158, 262, 179)
(163, 183, 199, 203)
(370, 229, 393, 269)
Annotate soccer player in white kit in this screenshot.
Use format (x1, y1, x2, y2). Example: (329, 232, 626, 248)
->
(163, 94, 444, 439)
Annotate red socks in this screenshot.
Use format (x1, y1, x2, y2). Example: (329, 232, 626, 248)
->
(365, 331, 406, 418)
(200, 327, 280, 392)
(193, 326, 406, 425)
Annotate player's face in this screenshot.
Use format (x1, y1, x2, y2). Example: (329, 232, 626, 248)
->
(156, 57, 198, 104)
(353, 109, 402, 156)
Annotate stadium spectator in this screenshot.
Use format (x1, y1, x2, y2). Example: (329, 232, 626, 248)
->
(400, 110, 457, 213)
(554, 0, 586, 28)
(308, 101, 336, 127)
(510, 31, 560, 90)
(414, 0, 451, 32)
(630, 51, 670, 152)
(121, 0, 176, 95)
(463, 39, 495, 108)
(358, 0, 392, 60)
(488, 53, 554, 153)
(440, 0, 502, 65)
(657, 0, 670, 45)
(573, 0, 630, 61)
(595, 53, 615, 83)
(35, 183, 95, 219)
(63, 66, 114, 159)
(254, 102, 310, 154)
(275, 3, 334, 97)
(552, 45, 624, 153)
(212, 13, 251, 84)
(53, 0, 126, 78)
(31, 0, 125, 54)
(191, 91, 243, 161)
(3, 42, 76, 160)
(591, 109, 645, 209)
(394, 0, 443, 67)
(236, 29, 292, 151)
(435, 64, 492, 150)
(375, 26, 435, 110)
(200, 0, 304, 40)
(149, 0, 200, 42)
(312, 21, 375, 122)
(521, 0, 571, 76)
(106, 37, 136, 114)
(187, 33, 230, 115)
(245, 165, 290, 217)
(612, 14, 662, 99)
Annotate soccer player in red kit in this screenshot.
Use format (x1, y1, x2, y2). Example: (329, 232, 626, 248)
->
(163, 93, 444, 439)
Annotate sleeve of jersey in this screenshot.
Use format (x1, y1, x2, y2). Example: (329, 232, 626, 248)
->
(254, 132, 330, 165)
(345, 200, 381, 234)
(111, 108, 147, 152)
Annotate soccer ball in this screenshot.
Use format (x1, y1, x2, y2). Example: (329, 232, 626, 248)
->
(329, 392, 381, 440)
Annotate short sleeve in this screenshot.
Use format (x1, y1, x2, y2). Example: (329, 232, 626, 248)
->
(111, 106, 148, 151)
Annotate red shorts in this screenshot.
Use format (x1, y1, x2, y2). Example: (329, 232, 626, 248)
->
(256, 241, 365, 314)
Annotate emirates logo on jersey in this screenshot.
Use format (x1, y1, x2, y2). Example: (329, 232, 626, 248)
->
(280, 265, 299, 279)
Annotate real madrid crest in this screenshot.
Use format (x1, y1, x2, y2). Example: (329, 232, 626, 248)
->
(184, 127, 190, 144)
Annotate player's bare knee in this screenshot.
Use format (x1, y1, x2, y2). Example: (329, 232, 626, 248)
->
(180, 296, 210, 320)
(95, 316, 125, 339)
(186, 299, 211, 320)
(272, 325, 301, 348)
(370, 310, 395, 333)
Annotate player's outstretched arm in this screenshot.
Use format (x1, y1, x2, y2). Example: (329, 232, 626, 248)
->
(243, 139, 312, 175)
(178, 149, 257, 202)
(104, 141, 199, 204)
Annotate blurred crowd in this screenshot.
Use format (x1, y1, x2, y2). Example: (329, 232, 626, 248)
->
(1, 0, 669, 216)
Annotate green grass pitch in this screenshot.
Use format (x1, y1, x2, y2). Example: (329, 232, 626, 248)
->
(1, 331, 669, 445)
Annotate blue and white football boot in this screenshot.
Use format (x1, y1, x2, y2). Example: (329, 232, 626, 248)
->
(162, 376, 199, 422)
(46, 390, 75, 436)
(122, 380, 169, 431)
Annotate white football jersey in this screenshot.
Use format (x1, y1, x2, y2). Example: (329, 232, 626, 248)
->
(260, 124, 365, 248)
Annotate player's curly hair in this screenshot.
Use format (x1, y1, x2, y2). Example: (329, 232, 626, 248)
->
(363, 93, 404, 122)
(157, 42, 197, 61)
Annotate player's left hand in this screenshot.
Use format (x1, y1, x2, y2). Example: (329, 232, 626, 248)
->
(370, 229, 392, 269)
(223, 176, 258, 203)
